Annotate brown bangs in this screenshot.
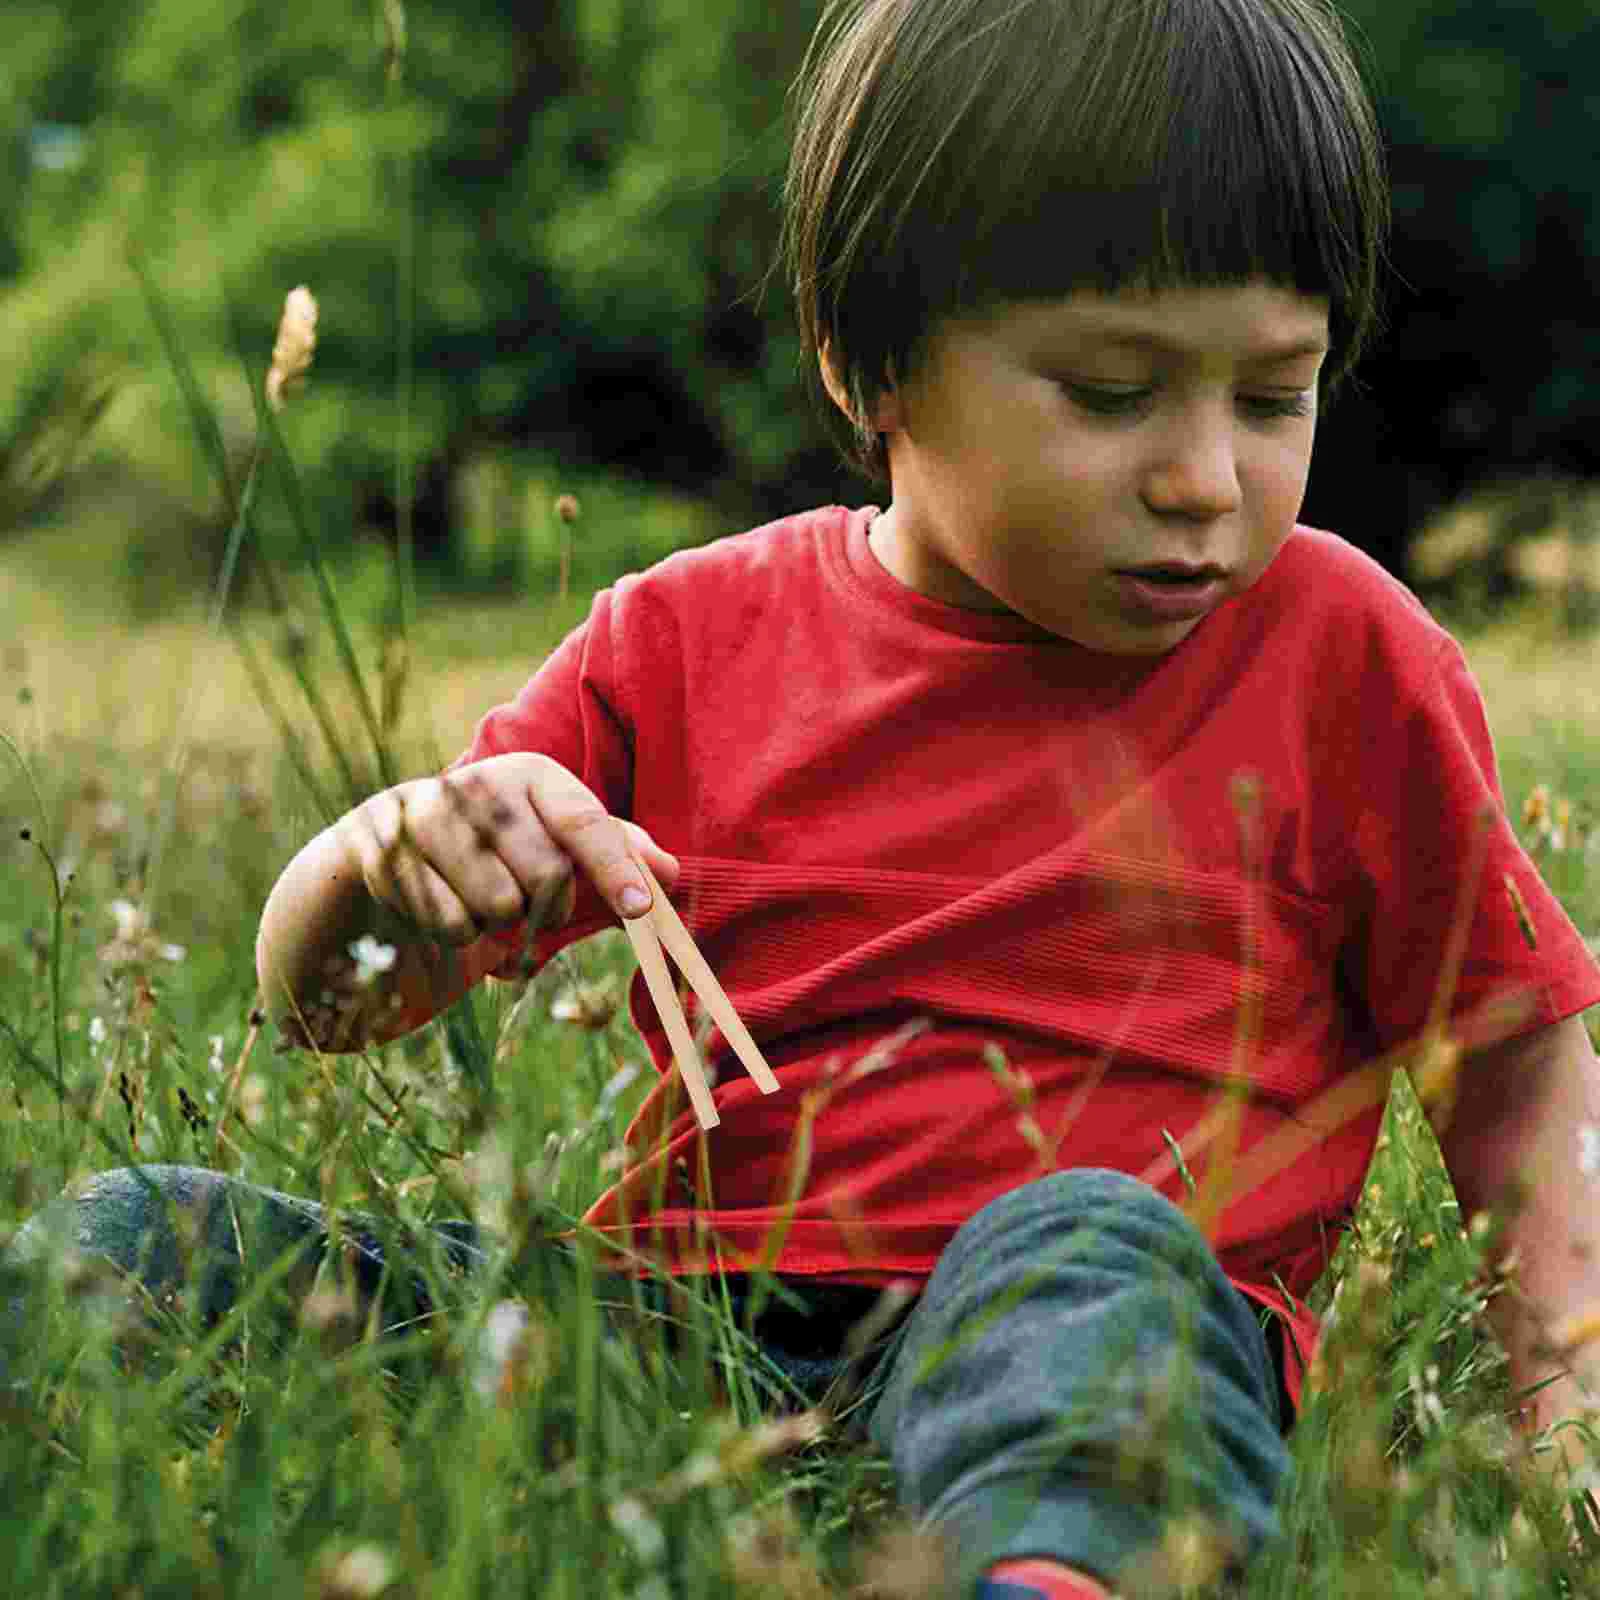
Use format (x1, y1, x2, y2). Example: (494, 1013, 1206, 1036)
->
(784, 0, 1387, 481)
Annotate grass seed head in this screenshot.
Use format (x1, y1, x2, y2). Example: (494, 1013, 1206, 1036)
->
(550, 975, 620, 1029)
(266, 285, 319, 413)
(851, 1519, 957, 1599)
(1119, 1511, 1235, 1598)
(300, 1282, 361, 1350)
(237, 1072, 268, 1126)
(381, 0, 407, 82)
(725, 1506, 829, 1599)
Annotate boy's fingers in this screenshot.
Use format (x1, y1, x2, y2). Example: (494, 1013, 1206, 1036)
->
(520, 758, 658, 919)
(621, 821, 682, 886)
(354, 757, 676, 932)
(427, 767, 577, 928)
(388, 856, 482, 945)
(348, 784, 519, 941)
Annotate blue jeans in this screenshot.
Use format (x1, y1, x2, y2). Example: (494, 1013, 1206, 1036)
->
(8, 1166, 1290, 1590)
(860, 1169, 1290, 1589)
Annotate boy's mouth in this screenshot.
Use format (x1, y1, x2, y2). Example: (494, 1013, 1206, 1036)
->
(1113, 564, 1230, 624)
(1116, 562, 1228, 585)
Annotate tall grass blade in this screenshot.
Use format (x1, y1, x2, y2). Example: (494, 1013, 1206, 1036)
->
(384, 8, 418, 743)
(223, 291, 398, 793)
(208, 452, 263, 632)
(226, 623, 338, 824)
(444, 992, 495, 1131)
(131, 258, 362, 821)
(128, 247, 237, 514)
(1, 733, 70, 1176)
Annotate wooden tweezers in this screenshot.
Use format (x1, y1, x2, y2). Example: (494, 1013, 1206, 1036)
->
(620, 859, 780, 1129)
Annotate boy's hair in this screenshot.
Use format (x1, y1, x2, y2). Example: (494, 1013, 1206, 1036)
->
(783, 0, 1388, 482)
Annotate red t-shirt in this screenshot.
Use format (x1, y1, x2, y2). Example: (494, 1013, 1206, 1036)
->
(465, 506, 1600, 1401)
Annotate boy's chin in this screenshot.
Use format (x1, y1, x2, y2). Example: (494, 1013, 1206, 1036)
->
(1042, 613, 1204, 656)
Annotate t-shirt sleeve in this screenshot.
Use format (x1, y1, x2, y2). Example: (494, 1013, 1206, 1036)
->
(1343, 631, 1600, 1054)
(454, 586, 635, 978)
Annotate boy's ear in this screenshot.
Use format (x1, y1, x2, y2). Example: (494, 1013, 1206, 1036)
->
(819, 343, 904, 434)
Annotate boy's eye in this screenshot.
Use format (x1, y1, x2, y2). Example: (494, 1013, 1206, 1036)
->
(1063, 383, 1150, 417)
(1061, 383, 1317, 422)
(1238, 390, 1315, 422)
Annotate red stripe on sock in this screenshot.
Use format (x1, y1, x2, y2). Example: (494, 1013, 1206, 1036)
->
(983, 1557, 1110, 1599)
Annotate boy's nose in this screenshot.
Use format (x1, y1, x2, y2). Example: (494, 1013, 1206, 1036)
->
(1140, 412, 1243, 520)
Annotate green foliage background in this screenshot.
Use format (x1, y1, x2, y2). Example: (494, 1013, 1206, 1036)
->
(1, 0, 1596, 603)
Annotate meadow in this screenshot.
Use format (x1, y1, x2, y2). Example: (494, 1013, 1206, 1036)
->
(4, 514, 1600, 1598)
(3, 0, 1597, 1587)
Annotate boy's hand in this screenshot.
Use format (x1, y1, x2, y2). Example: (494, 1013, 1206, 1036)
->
(338, 752, 679, 942)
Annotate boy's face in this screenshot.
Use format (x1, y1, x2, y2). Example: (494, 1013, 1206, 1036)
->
(854, 280, 1329, 655)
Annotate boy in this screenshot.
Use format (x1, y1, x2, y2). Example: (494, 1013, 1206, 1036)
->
(54, 1, 1600, 1594)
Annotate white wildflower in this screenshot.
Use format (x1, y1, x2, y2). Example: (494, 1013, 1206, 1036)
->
(100, 899, 186, 967)
(208, 1034, 226, 1075)
(314, 1542, 396, 1599)
(348, 934, 397, 987)
(88, 1015, 107, 1052)
(1409, 1366, 1446, 1435)
(473, 1298, 551, 1403)
(109, 899, 144, 943)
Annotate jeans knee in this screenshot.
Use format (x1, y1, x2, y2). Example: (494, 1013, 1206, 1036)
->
(12, 1166, 221, 1271)
(947, 1168, 1209, 1284)
(988, 1167, 1186, 1226)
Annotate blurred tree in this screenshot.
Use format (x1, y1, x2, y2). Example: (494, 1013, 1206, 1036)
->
(0, 0, 852, 594)
(1306, 0, 1600, 575)
(0, 0, 1594, 593)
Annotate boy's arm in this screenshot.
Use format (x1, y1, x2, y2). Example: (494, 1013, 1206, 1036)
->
(255, 753, 678, 1052)
(1437, 1012, 1600, 1455)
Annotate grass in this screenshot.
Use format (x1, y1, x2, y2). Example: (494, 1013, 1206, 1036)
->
(4, 265, 1600, 1595)
(3, 551, 1600, 1598)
